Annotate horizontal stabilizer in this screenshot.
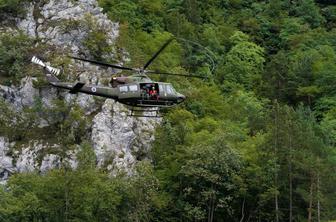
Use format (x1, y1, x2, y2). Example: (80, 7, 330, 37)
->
(69, 82, 85, 94)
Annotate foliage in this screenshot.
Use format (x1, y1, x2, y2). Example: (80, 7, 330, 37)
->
(219, 31, 265, 91)
(178, 136, 242, 221)
(0, 160, 168, 222)
(0, 32, 34, 85)
(0, 98, 38, 141)
(0, 0, 31, 17)
(1, 0, 336, 221)
(82, 15, 115, 60)
(0, 169, 123, 221)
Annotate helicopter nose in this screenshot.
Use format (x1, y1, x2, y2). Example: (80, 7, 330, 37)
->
(177, 94, 186, 103)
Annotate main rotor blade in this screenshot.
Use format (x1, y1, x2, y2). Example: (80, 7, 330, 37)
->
(70, 56, 135, 71)
(146, 70, 205, 79)
(143, 38, 174, 70)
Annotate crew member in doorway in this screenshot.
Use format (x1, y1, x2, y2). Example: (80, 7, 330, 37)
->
(149, 86, 158, 100)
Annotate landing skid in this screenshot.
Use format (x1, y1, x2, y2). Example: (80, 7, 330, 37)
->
(128, 107, 162, 118)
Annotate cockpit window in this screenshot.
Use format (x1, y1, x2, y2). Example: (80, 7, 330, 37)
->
(129, 85, 138, 92)
(166, 84, 176, 94)
(120, 86, 128, 92)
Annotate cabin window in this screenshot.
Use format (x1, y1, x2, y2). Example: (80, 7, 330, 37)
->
(120, 86, 128, 92)
(129, 85, 138, 92)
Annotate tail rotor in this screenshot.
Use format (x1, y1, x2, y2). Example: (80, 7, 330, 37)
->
(31, 56, 61, 76)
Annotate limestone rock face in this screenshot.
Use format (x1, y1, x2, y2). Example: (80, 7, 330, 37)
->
(0, 137, 14, 184)
(0, 138, 79, 184)
(0, 77, 39, 110)
(0, 0, 160, 182)
(0, 84, 21, 109)
(91, 100, 157, 174)
(17, 0, 118, 55)
(18, 77, 40, 107)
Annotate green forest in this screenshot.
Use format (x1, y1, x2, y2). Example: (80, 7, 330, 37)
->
(1, 0, 336, 221)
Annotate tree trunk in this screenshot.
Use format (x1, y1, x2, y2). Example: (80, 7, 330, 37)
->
(307, 95, 311, 107)
(289, 161, 293, 222)
(240, 198, 246, 222)
(208, 185, 215, 222)
(208, 199, 211, 222)
(274, 101, 280, 222)
(288, 116, 293, 222)
(210, 197, 215, 222)
(207, 196, 215, 222)
(64, 171, 69, 222)
(317, 171, 321, 222)
(275, 188, 279, 222)
(308, 173, 314, 222)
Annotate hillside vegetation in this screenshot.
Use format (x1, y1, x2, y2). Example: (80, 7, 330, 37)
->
(1, 0, 336, 221)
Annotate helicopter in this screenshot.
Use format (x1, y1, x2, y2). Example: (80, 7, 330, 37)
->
(31, 38, 204, 117)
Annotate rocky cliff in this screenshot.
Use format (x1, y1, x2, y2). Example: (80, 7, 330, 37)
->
(0, 0, 160, 183)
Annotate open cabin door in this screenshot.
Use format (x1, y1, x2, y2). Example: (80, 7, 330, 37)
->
(140, 83, 159, 100)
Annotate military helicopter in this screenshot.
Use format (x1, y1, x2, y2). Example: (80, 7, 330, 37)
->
(31, 38, 204, 117)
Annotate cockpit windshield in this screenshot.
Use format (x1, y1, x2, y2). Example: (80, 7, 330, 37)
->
(166, 84, 176, 94)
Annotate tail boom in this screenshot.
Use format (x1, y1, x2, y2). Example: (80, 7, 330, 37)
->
(31, 56, 118, 99)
